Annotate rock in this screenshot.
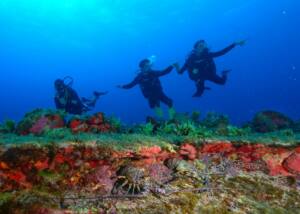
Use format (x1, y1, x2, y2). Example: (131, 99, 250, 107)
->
(16, 109, 65, 135)
(283, 153, 300, 175)
(251, 111, 294, 133)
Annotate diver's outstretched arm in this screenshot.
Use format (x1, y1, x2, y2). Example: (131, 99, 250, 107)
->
(178, 63, 188, 74)
(118, 76, 140, 89)
(155, 65, 174, 77)
(209, 43, 236, 58)
(178, 54, 196, 74)
(209, 40, 246, 58)
(94, 91, 108, 97)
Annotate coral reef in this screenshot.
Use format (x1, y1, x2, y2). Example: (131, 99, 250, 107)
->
(0, 140, 299, 213)
(69, 112, 113, 133)
(16, 109, 65, 135)
(250, 110, 294, 133)
(1, 108, 300, 212)
(15, 109, 115, 136)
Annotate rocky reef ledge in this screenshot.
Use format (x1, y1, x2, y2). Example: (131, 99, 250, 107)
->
(0, 109, 300, 213)
(0, 134, 300, 213)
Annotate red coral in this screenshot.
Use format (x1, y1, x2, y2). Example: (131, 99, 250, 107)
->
(69, 119, 88, 133)
(295, 147, 300, 153)
(69, 119, 81, 129)
(0, 161, 9, 170)
(53, 153, 65, 164)
(34, 159, 49, 171)
(63, 145, 74, 155)
(179, 143, 197, 160)
(48, 114, 65, 128)
(201, 142, 235, 154)
(7, 170, 26, 182)
(112, 150, 134, 159)
(139, 146, 162, 158)
(99, 123, 111, 132)
(251, 144, 272, 160)
(88, 113, 104, 125)
(68, 113, 112, 133)
(3, 170, 32, 188)
(51, 152, 75, 171)
(87, 160, 99, 168)
(236, 144, 271, 163)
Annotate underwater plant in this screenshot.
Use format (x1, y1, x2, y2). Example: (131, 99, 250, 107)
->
(201, 112, 229, 129)
(136, 122, 155, 135)
(194, 126, 214, 139)
(278, 129, 295, 137)
(157, 122, 177, 135)
(216, 125, 251, 137)
(107, 115, 123, 132)
(0, 120, 15, 134)
(172, 112, 192, 124)
(174, 121, 197, 136)
(191, 111, 201, 123)
(292, 120, 300, 133)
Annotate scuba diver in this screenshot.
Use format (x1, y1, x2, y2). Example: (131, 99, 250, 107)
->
(175, 39, 246, 97)
(54, 77, 108, 115)
(117, 58, 177, 119)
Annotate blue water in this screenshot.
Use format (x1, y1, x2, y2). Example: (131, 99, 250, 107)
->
(0, 0, 299, 124)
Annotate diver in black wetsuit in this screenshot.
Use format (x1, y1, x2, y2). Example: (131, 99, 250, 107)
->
(175, 40, 245, 97)
(118, 59, 177, 119)
(54, 78, 108, 115)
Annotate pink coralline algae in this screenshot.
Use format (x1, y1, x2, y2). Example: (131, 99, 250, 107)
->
(29, 117, 50, 135)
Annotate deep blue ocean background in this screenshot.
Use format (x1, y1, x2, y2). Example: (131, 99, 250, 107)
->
(0, 0, 299, 124)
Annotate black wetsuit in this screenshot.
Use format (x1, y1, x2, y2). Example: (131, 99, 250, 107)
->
(122, 66, 174, 108)
(55, 86, 85, 115)
(179, 43, 236, 97)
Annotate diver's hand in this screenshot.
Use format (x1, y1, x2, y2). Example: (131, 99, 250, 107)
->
(94, 91, 108, 97)
(101, 91, 109, 95)
(235, 40, 246, 46)
(172, 63, 181, 73)
(172, 63, 180, 70)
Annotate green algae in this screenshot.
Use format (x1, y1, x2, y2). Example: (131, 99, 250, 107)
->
(38, 170, 64, 184)
(1, 130, 300, 152)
